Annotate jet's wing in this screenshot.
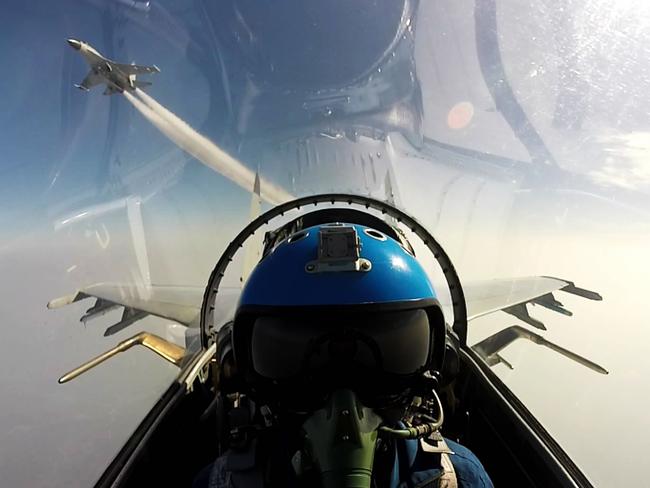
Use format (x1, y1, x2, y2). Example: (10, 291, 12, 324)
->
(114, 62, 160, 75)
(464, 276, 602, 330)
(48, 283, 204, 333)
(464, 276, 607, 373)
(76, 71, 103, 90)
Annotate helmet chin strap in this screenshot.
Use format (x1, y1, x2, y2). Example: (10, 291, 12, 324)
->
(297, 389, 383, 488)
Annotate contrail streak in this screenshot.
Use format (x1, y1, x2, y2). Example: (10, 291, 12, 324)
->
(123, 89, 293, 205)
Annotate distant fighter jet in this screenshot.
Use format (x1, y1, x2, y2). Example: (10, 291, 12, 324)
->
(66, 38, 160, 95)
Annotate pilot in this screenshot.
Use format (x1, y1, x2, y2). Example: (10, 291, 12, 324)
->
(194, 222, 493, 487)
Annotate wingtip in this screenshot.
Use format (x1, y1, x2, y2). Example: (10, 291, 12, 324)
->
(48, 291, 87, 309)
(48, 294, 74, 309)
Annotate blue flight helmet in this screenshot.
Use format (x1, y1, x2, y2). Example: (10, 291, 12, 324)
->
(232, 222, 446, 409)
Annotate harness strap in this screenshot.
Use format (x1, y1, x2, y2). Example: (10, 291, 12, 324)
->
(439, 453, 458, 488)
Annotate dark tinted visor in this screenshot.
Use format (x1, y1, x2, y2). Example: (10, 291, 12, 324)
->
(251, 309, 430, 381)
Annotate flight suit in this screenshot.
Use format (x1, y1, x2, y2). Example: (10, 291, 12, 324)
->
(193, 436, 493, 488)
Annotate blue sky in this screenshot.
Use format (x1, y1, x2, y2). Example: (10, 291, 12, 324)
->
(0, 6, 256, 485)
(0, 0, 244, 239)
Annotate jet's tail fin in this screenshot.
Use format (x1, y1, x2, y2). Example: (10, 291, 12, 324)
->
(134, 80, 152, 90)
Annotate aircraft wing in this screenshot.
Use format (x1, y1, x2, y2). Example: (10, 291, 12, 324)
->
(48, 283, 204, 332)
(114, 62, 160, 75)
(464, 276, 607, 373)
(464, 276, 602, 330)
(76, 71, 103, 90)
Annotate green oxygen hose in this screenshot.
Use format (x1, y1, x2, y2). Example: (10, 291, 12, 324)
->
(298, 388, 444, 486)
(300, 389, 383, 488)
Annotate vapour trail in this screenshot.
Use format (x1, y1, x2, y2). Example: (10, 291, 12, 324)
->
(123, 89, 294, 206)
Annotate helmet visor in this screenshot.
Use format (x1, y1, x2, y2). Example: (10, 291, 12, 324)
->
(250, 309, 431, 382)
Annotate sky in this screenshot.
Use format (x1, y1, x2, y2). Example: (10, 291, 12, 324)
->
(1, 0, 650, 486)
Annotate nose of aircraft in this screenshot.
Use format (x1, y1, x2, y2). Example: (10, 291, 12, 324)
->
(67, 39, 82, 50)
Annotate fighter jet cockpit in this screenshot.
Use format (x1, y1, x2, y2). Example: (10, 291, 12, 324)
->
(1, 0, 648, 486)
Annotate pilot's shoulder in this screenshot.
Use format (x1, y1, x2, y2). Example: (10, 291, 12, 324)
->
(445, 439, 494, 488)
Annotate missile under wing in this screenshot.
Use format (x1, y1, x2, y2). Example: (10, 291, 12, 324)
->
(66, 38, 159, 95)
